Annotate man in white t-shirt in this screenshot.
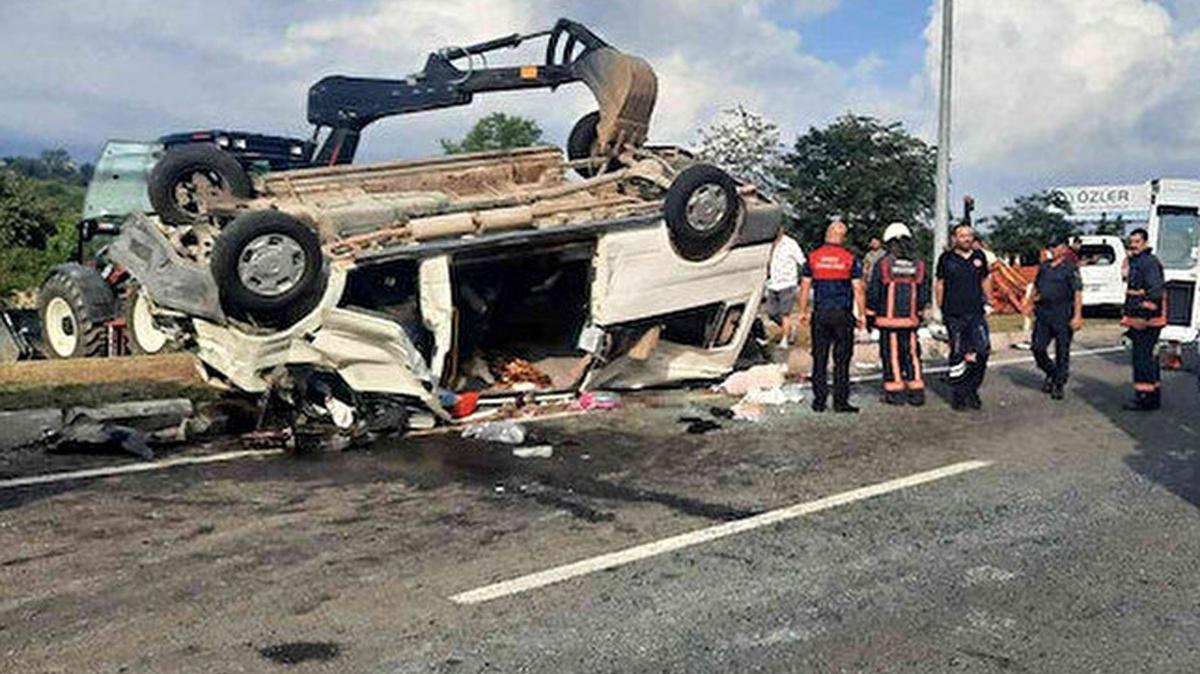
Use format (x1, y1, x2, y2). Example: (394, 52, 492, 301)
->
(765, 229, 806, 348)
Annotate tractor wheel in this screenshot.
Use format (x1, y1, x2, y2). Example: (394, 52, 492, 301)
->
(37, 264, 118, 359)
(211, 210, 327, 329)
(124, 285, 173, 355)
(566, 111, 621, 178)
(148, 143, 253, 226)
(663, 163, 740, 262)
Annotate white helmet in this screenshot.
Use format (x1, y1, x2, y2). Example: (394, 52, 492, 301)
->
(883, 222, 912, 242)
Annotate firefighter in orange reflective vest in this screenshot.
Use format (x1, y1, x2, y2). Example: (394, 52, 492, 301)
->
(1121, 227, 1167, 411)
(867, 223, 931, 406)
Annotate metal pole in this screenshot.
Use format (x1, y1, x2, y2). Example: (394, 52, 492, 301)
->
(933, 0, 954, 319)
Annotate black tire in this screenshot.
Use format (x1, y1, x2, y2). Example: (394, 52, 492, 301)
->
(148, 143, 253, 226)
(663, 164, 740, 262)
(37, 263, 118, 359)
(124, 285, 174, 356)
(211, 210, 327, 329)
(566, 111, 621, 178)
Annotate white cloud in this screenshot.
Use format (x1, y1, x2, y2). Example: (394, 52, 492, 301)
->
(925, 0, 1200, 179)
(3, 0, 921, 166)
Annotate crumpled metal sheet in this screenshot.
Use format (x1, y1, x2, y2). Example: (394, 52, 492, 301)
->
(108, 214, 225, 323)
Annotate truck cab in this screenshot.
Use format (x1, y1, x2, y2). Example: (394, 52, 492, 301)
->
(1147, 180, 1200, 347)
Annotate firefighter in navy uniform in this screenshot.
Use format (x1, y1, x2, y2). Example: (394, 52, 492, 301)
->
(1028, 235, 1085, 401)
(1121, 227, 1167, 411)
(798, 221, 867, 413)
(867, 223, 930, 406)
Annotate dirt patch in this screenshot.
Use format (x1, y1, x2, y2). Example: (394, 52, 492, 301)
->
(0, 353, 210, 410)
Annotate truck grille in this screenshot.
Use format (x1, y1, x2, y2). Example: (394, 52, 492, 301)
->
(1166, 281, 1195, 326)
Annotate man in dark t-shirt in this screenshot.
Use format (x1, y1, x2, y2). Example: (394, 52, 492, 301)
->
(935, 223, 993, 411)
(1028, 236, 1083, 399)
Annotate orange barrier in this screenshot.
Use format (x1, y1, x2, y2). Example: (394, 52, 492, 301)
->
(989, 261, 1038, 314)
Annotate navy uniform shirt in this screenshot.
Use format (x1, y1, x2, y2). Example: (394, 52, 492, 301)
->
(1034, 259, 1082, 322)
(1123, 249, 1165, 320)
(936, 249, 990, 318)
(802, 244, 862, 310)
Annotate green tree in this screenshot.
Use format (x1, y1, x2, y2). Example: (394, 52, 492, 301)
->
(0, 156, 87, 298)
(1093, 213, 1125, 237)
(696, 105, 783, 188)
(983, 191, 1077, 265)
(778, 114, 937, 254)
(0, 171, 60, 249)
(439, 113, 543, 154)
(2, 148, 90, 186)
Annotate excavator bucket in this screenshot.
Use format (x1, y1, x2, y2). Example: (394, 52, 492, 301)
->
(573, 47, 658, 155)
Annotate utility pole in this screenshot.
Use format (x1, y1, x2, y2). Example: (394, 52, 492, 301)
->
(933, 0, 954, 319)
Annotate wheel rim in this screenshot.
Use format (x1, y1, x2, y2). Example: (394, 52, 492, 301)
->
(685, 184, 729, 233)
(44, 297, 79, 356)
(237, 233, 307, 297)
(131, 291, 168, 353)
(172, 170, 229, 217)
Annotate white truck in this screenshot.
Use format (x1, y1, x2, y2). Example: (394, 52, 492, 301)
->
(1055, 180, 1200, 358)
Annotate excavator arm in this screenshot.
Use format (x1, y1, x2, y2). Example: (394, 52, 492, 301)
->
(307, 19, 656, 165)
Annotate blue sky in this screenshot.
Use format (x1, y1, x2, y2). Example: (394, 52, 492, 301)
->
(2, 0, 1199, 219)
(798, 0, 931, 81)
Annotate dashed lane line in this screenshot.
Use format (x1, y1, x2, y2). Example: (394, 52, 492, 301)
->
(0, 449, 286, 491)
(450, 460, 993, 605)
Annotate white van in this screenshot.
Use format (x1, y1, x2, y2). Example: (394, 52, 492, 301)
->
(1076, 235, 1126, 309)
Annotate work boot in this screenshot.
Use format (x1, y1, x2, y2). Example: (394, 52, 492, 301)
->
(1146, 391, 1162, 410)
(1050, 384, 1064, 401)
(1122, 392, 1155, 411)
(882, 392, 905, 406)
(833, 402, 860, 414)
(967, 392, 982, 410)
(951, 391, 967, 411)
(906, 390, 926, 407)
(1041, 376, 1054, 394)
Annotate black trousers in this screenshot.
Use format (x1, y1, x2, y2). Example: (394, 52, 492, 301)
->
(879, 328, 924, 393)
(812, 307, 854, 406)
(945, 313, 990, 401)
(1032, 313, 1073, 386)
(1129, 327, 1162, 394)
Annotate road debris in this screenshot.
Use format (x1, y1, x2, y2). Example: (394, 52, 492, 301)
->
(731, 402, 767, 422)
(713, 364, 787, 395)
(739, 383, 805, 406)
(462, 421, 528, 444)
(678, 416, 722, 435)
(513, 445, 555, 459)
(65, 398, 194, 435)
(49, 422, 154, 459)
(572, 391, 622, 411)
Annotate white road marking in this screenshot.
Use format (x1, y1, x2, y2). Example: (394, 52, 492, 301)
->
(848, 345, 1125, 385)
(0, 449, 286, 490)
(449, 459, 992, 605)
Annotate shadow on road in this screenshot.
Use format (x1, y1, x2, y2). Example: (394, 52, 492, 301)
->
(1070, 353, 1200, 508)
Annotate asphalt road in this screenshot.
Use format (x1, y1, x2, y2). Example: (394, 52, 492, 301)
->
(2, 346, 1199, 673)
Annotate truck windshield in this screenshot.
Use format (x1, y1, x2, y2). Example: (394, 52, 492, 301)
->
(1157, 207, 1200, 270)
